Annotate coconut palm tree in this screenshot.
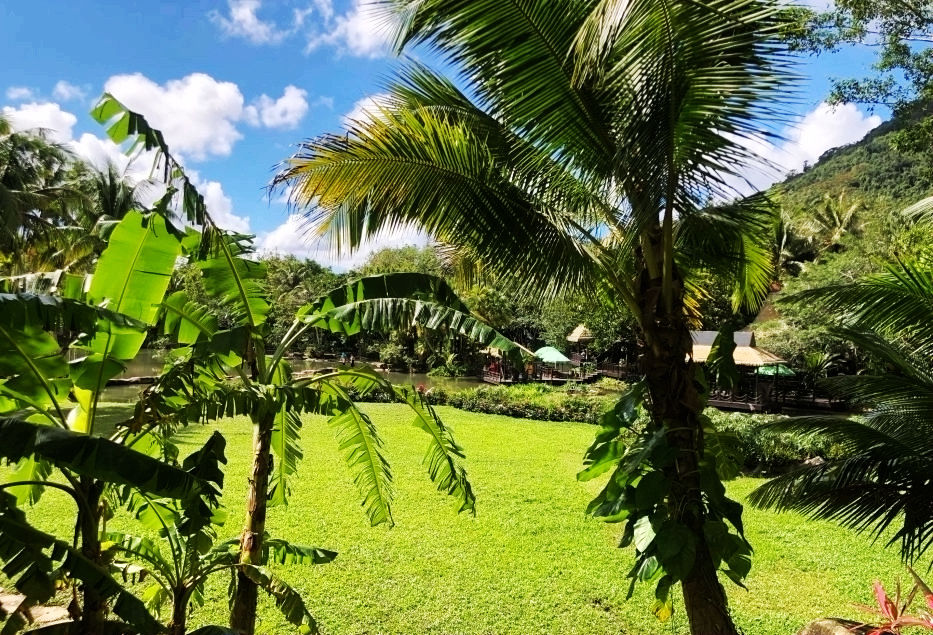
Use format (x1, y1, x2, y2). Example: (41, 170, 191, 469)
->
(50, 161, 152, 273)
(273, 1, 791, 632)
(0, 116, 79, 273)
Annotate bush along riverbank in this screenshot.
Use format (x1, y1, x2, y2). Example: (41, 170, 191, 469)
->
(344, 377, 841, 472)
(426, 381, 622, 423)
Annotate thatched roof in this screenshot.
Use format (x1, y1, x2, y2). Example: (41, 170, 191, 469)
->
(566, 324, 594, 343)
(481, 342, 536, 358)
(690, 331, 783, 367)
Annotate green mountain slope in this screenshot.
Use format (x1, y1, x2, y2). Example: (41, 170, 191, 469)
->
(754, 118, 933, 365)
(778, 119, 933, 210)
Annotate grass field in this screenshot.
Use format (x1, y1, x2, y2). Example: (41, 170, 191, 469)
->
(14, 403, 902, 634)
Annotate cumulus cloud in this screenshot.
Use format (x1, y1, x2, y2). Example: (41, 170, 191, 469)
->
(244, 85, 309, 129)
(258, 214, 426, 269)
(341, 93, 390, 128)
(102, 73, 317, 158)
(52, 80, 88, 102)
(5, 86, 36, 101)
(103, 72, 246, 161)
(209, 0, 292, 44)
(208, 0, 390, 58)
(1, 102, 77, 142)
(730, 102, 882, 195)
(304, 0, 392, 58)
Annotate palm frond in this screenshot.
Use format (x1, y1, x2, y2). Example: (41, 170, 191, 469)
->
(276, 103, 597, 299)
(395, 386, 475, 514)
(676, 194, 777, 311)
(791, 260, 933, 354)
(592, 0, 792, 217)
(384, 0, 616, 177)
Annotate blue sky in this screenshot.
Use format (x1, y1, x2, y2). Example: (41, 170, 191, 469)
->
(1, 0, 888, 268)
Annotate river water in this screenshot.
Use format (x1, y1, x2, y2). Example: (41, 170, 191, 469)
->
(105, 349, 483, 403)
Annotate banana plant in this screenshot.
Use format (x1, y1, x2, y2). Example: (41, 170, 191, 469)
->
(102, 431, 335, 635)
(0, 208, 220, 634)
(148, 236, 520, 634)
(92, 93, 527, 635)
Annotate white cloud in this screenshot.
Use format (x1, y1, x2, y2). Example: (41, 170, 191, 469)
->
(1, 102, 77, 142)
(208, 0, 390, 58)
(730, 102, 882, 195)
(189, 170, 251, 233)
(244, 85, 309, 129)
(342, 93, 390, 128)
(304, 0, 392, 58)
(5, 86, 36, 101)
(258, 214, 426, 269)
(311, 0, 334, 21)
(3, 97, 250, 233)
(52, 80, 88, 102)
(209, 0, 292, 44)
(103, 72, 246, 161)
(780, 102, 881, 168)
(312, 95, 335, 110)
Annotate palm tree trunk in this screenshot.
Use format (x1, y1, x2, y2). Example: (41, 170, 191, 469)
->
(77, 477, 105, 634)
(638, 248, 739, 635)
(229, 412, 274, 635)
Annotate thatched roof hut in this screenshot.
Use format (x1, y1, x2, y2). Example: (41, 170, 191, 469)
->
(690, 331, 783, 367)
(566, 324, 594, 343)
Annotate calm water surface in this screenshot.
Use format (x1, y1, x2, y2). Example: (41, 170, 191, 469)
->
(104, 349, 483, 403)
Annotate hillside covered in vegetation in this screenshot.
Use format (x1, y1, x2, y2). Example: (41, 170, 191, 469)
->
(754, 116, 933, 368)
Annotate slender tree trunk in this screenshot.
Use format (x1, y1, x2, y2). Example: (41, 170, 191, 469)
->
(77, 477, 105, 634)
(169, 588, 190, 635)
(637, 237, 740, 635)
(229, 412, 274, 634)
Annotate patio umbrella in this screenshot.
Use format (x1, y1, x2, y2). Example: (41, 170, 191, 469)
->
(534, 346, 572, 364)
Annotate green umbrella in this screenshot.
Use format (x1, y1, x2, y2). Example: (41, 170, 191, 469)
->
(534, 346, 572, 364)
(755, 363, 795, 376)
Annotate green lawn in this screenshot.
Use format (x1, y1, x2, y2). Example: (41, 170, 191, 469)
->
(15, 403, 900, 634)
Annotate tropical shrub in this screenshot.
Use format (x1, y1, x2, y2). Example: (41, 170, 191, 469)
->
(705, 410, 841, 472)
(428, 384, 611, 423)
(103, 432, 334, 635)
(854, 568, 933, 634)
